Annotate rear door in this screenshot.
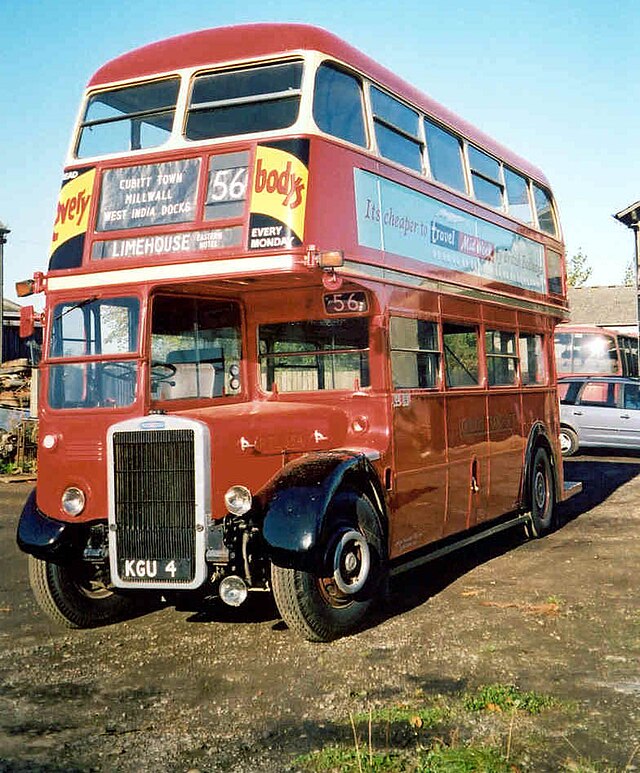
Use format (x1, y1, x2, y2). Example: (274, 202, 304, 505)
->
(571, 380, 620, 447)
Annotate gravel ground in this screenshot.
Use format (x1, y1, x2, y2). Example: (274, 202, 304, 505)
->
(1, 454, 639, 772)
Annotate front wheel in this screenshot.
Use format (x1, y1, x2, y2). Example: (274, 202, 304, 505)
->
(28, 556, 139, 628)
(526, 447, 556, 538)
(271, 490, 385, 642)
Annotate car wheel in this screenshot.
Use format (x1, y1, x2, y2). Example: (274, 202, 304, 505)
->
(559, 426, 579, 457)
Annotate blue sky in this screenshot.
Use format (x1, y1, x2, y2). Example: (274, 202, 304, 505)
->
(1, 0, 639, 304)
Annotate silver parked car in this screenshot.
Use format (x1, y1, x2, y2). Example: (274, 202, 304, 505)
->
(559, 376, 640, 456)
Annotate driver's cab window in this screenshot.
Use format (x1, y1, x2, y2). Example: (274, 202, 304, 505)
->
(48, 297, 139, 410)
(150, 296, 242, 400)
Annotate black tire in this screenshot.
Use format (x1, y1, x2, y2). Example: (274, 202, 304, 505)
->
(271, 490, 386, 642)
(526, 447, 556, 538)
(28, 556, 138, 629)
(559, 426, 579, 457)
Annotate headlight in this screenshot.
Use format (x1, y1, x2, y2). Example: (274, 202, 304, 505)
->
(42, 434, 58, 450)
(224, 485, 252, 516)
(62, 487, 86, 516)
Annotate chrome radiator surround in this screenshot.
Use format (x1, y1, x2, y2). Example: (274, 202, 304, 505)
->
(107, 415, 210, 590)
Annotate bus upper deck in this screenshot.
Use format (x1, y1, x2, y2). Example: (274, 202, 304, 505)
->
(40, 23, 566, 321)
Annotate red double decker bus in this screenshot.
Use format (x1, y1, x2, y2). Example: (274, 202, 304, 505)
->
(17, 24, 578, 641)
(555, 323, 639, 379)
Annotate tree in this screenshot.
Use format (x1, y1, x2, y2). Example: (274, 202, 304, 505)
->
(566, 249, 592, 288)
(623, 258, 636, 287)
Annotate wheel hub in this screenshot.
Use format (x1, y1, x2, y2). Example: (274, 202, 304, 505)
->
(534, 471, 547, 509)
(332, 529, 370, 595)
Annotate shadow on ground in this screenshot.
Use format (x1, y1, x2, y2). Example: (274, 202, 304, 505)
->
(140, 456, 640, 636)
(371, 454, 640, 633)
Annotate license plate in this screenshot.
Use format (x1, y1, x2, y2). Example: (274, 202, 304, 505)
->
(118, 558, 193, 582)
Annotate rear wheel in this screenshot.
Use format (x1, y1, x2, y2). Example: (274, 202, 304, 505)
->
(28, 556, 138, 628)
(526, 447, 556, 538)
(559, 426, 579, 457)
(271, 490, 385, 642)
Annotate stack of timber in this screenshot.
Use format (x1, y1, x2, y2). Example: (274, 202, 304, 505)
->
(0, 359, 31, 409)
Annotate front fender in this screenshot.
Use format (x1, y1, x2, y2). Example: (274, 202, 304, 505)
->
(16, 489, 89, 563)
(260, 450, 383, 572)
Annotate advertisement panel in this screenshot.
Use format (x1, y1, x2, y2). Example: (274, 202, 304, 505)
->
(354, 169, 546, 294)
(49, 167, 96, 270)
(248, 139, 309, 250)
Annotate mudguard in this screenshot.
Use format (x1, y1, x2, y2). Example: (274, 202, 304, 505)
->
(260, 450, 385, 572)
(521, 422, 559, 505)
(16, 489, 88, 563)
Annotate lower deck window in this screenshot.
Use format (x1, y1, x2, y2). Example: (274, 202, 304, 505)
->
(259, 318, 370, 392)
(519, 333, 547, 385)
(151, 296, 242, 400)
(443, 323, 479, 387)
(486, 330, 517, 386)
(390, 317, 439, 389)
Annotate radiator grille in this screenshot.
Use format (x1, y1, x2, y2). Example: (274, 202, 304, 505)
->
(112, 429, 196, 584)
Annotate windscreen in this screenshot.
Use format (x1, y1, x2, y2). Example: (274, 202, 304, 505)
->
(48, 297, 140, 409)
(151, 296, 242, 400)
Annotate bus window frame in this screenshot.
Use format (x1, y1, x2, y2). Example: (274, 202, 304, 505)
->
(442, 321, 482, 389)
(257, 315, 372, 395)
(518, 330, 548, 387)
(485, 328, 518, 387)
(312, 60, 369, 149)
(467, 146, 506, 212)
(75, 76, 181, 159)
(389, 315, 441, 391)
(184, 58, 305, 143)
(368, 83, 425, 174)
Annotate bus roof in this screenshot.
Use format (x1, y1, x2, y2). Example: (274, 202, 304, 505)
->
(89, 23, 550, 187)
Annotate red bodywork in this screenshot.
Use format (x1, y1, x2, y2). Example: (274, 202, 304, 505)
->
(35, 23, 568, 564)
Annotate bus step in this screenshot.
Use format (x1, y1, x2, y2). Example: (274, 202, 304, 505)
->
(562, 480, 582, 501)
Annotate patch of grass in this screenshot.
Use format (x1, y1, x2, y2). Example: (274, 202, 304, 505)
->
(295, 745, 405, 772)
(352, 704, 447, 728)
(464, 683, 556, 715)
(420, 742, 516, 772)
(296, 741, 515, 772)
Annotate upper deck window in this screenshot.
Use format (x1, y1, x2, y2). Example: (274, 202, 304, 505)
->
(423, 119, 466, 193)
(76, 78, 179, 158)
(185, 61, 303, 141)
(504, 167, 533, 225)
(313, 63, 366, 147)
(533, 183, 558, 236)
(468, 146, 504, 210)
(370, 87, 422, 172)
